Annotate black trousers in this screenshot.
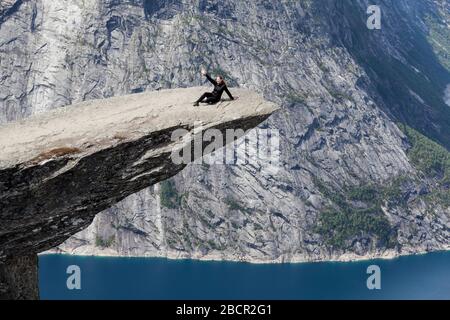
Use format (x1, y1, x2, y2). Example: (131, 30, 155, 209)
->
(196, 92, 220, 104)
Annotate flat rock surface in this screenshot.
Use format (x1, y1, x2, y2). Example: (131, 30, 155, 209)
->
(0, 87, 276, 169)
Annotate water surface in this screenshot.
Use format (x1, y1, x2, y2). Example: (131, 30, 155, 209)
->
(39, 251, 450, 300)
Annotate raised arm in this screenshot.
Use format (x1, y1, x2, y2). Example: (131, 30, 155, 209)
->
(224, 86, 234, 100)
(205, 73, 217, 85)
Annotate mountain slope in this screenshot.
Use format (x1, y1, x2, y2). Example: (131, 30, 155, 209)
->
(1, 0, 449, 263)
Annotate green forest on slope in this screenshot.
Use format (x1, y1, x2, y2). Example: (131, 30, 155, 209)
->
(315, 124, 450, 250)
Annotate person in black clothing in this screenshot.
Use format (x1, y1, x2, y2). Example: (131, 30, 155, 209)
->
(194, 69, 235, 106)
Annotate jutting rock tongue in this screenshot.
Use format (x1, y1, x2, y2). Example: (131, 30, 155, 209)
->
(0, 87, 278, 299)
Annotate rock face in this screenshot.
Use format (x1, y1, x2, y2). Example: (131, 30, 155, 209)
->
(0, 87, 277, 299)
(0, 0, 449, 271)
(0, 255, 38, 300)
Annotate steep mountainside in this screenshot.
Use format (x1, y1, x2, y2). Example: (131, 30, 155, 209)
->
(1, 0, 449, 263)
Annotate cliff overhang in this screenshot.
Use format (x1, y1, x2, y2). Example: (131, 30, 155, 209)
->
(0, 87, 278, 299)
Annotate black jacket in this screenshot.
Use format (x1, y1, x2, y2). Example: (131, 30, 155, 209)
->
(206, 74, 234, 100)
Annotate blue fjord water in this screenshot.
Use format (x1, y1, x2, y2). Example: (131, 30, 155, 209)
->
(39, 251, 450, 300)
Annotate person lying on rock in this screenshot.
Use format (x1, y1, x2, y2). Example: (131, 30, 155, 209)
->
(193, 69, 236, 106)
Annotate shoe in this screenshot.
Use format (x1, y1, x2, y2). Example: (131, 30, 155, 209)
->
(193, 102, 199, 107)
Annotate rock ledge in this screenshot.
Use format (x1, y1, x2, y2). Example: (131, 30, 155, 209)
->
(0, 87, 277, 299)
